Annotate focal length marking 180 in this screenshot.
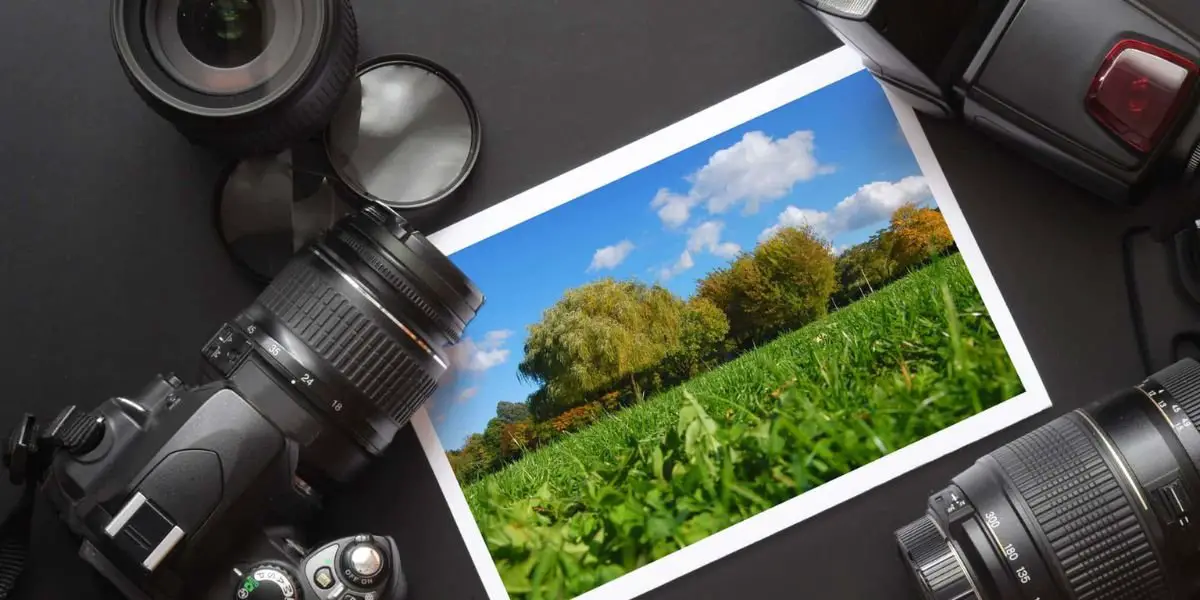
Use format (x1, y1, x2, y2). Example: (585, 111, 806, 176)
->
(980, 502, 1050, 600)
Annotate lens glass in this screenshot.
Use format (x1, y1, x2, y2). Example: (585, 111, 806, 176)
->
(177, 0, 270, 68)
(327, 59, 480, 209)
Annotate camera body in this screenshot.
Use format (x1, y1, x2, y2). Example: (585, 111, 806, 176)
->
(805, 0, 1200, 204)
(15, 202, 484, 600)
(40, 373, 406, 600)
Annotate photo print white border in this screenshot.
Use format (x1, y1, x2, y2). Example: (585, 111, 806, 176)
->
(408, 45, 1051, 600)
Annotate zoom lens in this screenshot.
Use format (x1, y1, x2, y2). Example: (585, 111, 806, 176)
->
(898, 359, 1200, 600)
(202, 204, 483, 482)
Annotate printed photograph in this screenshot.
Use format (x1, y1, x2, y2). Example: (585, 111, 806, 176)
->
(425, 68, 1029, 599)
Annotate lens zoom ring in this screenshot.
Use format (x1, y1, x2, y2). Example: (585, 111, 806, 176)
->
(1154, 358, 1200, 428)
(332, 228, 460, 344)
(256, 256, 439, 426)
(992, 416, 1167, 600)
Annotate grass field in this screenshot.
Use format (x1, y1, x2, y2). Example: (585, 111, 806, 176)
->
(464, 255, 1022, 598)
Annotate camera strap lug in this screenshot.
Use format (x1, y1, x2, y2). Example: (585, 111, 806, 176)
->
(0, 405, 105, 598)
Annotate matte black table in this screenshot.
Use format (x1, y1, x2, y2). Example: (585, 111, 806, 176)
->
(0, 1, 1192, 598)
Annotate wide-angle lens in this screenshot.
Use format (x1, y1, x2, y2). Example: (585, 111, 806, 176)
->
(898, 359, 1200, 600)
(177, 0, 269, 69)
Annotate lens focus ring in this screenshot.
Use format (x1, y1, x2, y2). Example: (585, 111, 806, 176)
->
(254, 252, 439, 429)
(991, 415, 1168, 600)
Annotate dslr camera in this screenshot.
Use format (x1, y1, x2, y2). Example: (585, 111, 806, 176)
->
(800, 0, 1200, 205)
(10, 204, 481, 600)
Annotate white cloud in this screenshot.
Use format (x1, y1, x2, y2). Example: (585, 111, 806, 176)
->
(758, 207, 830, 242)
(450, 329, 515, 373)
(658, 250, 695, 280)
(684, 220, 742, 264)
(686, 221, 723, 253)
(758, 176, 931, 242)
(456, 386, 479, 404)
(650, 189, 699, 229)
(713, 242, 741, 259)
(690, 130, 834, 215)
(481, 329, 513, 348)
(588, 240, 635, 271)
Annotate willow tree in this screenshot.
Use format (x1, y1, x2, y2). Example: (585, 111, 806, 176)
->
(518, 278, 686, 412)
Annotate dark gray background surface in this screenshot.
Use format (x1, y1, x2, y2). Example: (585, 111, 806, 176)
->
(0, 0, 1192, 598)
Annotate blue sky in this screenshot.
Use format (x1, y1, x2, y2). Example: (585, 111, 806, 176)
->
(428, 70, 938, 450)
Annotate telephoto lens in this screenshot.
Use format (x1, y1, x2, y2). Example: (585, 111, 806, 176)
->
(897, 359, 1200, 600)
(111, 0, 358, 156)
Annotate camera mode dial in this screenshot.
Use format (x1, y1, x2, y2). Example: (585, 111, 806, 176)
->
(339, 535, 387, 587)
(235, 564, 298, 600)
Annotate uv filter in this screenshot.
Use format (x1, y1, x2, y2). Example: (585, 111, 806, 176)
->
(325, 55, 481, 209)
(216, 149, 354, 283)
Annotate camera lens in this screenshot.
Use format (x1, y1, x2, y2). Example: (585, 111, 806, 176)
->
(112, 0, 358, 156)
(176, 0, 269, 69)
(205, 204, 483, 480)
(897, 359, 1200, 599)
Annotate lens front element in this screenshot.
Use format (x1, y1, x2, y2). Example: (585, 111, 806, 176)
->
(177, 0, 269, 69)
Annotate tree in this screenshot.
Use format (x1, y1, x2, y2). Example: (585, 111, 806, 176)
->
(890, 203, 953, 270)
(495, 401, 530, 424)
(662, 297, 731, 379)
(836, 231, 898, 295)
(700, 225, 837, 347)
(518, 279, 688, 413)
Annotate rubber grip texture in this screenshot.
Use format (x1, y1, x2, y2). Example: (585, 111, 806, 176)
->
(331, 226, 460, 345)
(896, 516, 972, 599)
(991, 415, 1168, 600)
(255, 255, 438, 427)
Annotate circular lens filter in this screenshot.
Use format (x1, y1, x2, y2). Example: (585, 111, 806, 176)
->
(216, 149, 355, 283)
(326, 55, 482, 209)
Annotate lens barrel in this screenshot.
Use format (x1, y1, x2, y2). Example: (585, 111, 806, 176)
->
(203, 204, 482, 479)
(899, 359, 1200, 600)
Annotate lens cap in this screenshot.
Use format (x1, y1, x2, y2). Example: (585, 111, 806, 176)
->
(326, 55, 482, 209)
